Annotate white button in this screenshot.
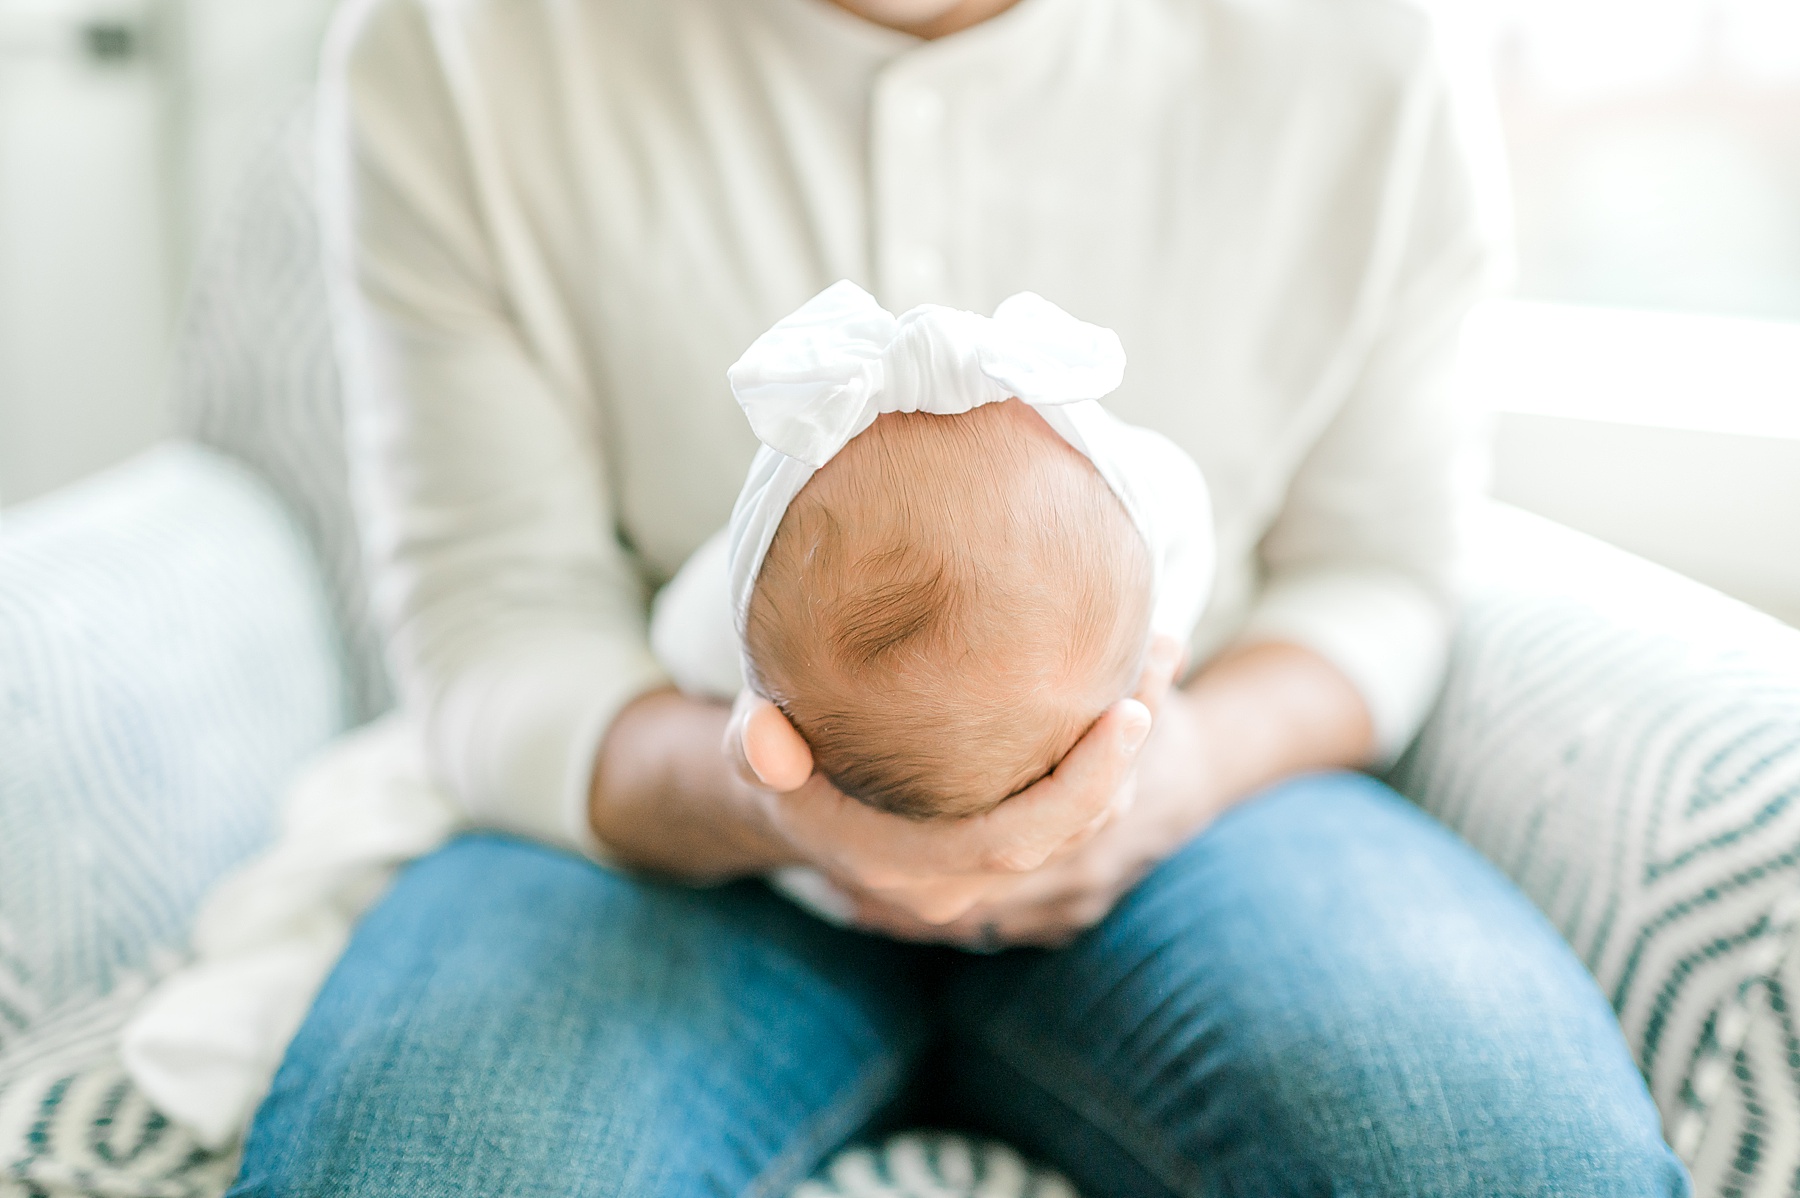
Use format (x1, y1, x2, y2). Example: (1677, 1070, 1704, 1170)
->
(903, 88, 945, 133)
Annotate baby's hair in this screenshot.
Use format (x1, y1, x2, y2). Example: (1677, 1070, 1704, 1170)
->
(745, 400, 1151, 820)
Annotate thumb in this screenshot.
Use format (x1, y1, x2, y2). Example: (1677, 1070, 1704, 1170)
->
(1134, 634, 1183, 718)
(729, 692, 815, 793)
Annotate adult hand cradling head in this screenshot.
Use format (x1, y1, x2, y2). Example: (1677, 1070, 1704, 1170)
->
(698, 281, 1211, 933)
(725, 634, 1182, 932)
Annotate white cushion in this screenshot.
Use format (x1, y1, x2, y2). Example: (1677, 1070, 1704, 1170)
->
(0, 447, 346, 1146)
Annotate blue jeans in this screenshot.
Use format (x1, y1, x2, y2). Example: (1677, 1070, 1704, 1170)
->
(229, 774, 1690, 1196)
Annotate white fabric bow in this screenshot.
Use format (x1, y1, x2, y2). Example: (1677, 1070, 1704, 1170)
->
(724, 280, 1215, 656)
(728, 280, 1126, 470)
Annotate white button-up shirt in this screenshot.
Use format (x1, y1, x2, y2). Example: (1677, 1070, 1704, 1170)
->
(321, 0, 1498, 855)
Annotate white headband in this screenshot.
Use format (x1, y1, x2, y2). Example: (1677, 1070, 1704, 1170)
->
(725, 280, 1214, 647)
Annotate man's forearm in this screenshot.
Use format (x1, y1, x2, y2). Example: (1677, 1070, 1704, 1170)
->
(589, 689, 796, 881)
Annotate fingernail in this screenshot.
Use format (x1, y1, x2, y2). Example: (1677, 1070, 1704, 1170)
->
(1119, 702, 1152, 753)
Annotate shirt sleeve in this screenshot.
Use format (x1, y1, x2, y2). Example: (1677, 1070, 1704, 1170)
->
(318, 0, 669, 857)
(1237, 48, 1502, 764)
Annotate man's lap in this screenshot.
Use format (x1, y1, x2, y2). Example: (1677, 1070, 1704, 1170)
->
(229, 773, 1689, 1197)
(227, 841, 935, 1197)
(939, 773, 1689, 1195)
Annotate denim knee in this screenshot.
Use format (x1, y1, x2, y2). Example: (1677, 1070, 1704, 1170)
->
(1203, 944, 1693, 1196)
(231, 834, 933, 1198)
(946, 774, 1692, 1197)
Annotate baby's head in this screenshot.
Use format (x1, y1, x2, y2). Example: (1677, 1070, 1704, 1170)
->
(744, 398, 1152, 820)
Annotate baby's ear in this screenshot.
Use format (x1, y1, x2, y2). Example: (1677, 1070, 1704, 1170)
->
(741, 696, 815, 792)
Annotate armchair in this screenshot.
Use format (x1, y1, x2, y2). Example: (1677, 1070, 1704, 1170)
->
(1, 113, 1794, 1198)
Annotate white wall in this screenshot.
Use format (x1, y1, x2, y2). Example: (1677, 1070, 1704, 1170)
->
(0, 0, 335, 506)
(0, 0, 173, 504)
(1465, 301, 1800, 628)
(1491, 414, 1800, 627)
(166, 0, 336, 279)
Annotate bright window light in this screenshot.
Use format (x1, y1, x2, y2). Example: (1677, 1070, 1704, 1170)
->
(1443, 0, 1800, 322)
(1460, 299, 1800, 439)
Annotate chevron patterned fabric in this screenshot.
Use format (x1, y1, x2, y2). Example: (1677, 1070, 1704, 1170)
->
(792, 1133, 1078, 1198)
(1392, 504, 1800, 1198)
(0, 1059, 236, 1198)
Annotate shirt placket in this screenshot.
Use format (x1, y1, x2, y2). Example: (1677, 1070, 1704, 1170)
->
(869, 60, 953, 312)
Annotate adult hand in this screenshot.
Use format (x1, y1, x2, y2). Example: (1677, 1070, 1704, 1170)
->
(852, 685, 1214, 947)
(588, 677, 1141, 902)
(727, 636, 1184, 928)
(850, 640, 1382, 948)
(832, 636, 1201, 945)
(594, 640, 1372, 934)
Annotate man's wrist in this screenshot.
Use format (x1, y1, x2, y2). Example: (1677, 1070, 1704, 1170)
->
(1135, 684, 1229, 843)
(588, 689, 799, 879)
(1174, 640, 1378, 808)
(720, 772, 807, 873)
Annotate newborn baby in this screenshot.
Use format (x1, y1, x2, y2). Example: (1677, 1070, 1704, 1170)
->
(652, 281, 1213, 821)
(748, 397, 1151, 818)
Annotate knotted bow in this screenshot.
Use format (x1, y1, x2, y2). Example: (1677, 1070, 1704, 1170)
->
(723, 281, 1213, 657)
(727, 281, 1126, 469)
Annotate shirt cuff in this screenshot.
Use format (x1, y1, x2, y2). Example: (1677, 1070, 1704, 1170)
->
(1235, 566, 1453, 765)
(424, 632, 671, 859)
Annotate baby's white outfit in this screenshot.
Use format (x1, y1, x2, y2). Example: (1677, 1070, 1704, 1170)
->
(653, 281, 1216, 701)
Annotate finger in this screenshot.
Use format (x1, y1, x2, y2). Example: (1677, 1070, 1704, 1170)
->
(874, 875, 992, 926)
(771, 702, 1148, 885)
(1052, 802, 1115, 855)
(993, 907, 1090, 949)
(848, 891, 975, 944)
(823, 842, 1000, 922)
(724, 690, 762, 789)
(773, 779, 1014, 892)
(950, 842, 1085, 915)
(1039, 776, 1136, 863)
(1133, 634, 1183, 718)
(887, 903, 1008, 951)
(770, 782, 929, 889)
(772, 778, 1022, 888)
(947, 890, 1114, 950)
(1106, 770, 1141, 821)
(961, 698, 1151, 873)
(939, 817, 1143, 946)
(729, 692, 814, 792)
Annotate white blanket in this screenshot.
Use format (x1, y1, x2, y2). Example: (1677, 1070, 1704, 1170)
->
(120, 550, 855, 1150)
(120, 717, 463, 1150)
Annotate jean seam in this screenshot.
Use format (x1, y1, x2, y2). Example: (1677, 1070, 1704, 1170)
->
(740, 1039, 922, 1198)
(976, 1015, 1217, 1198)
